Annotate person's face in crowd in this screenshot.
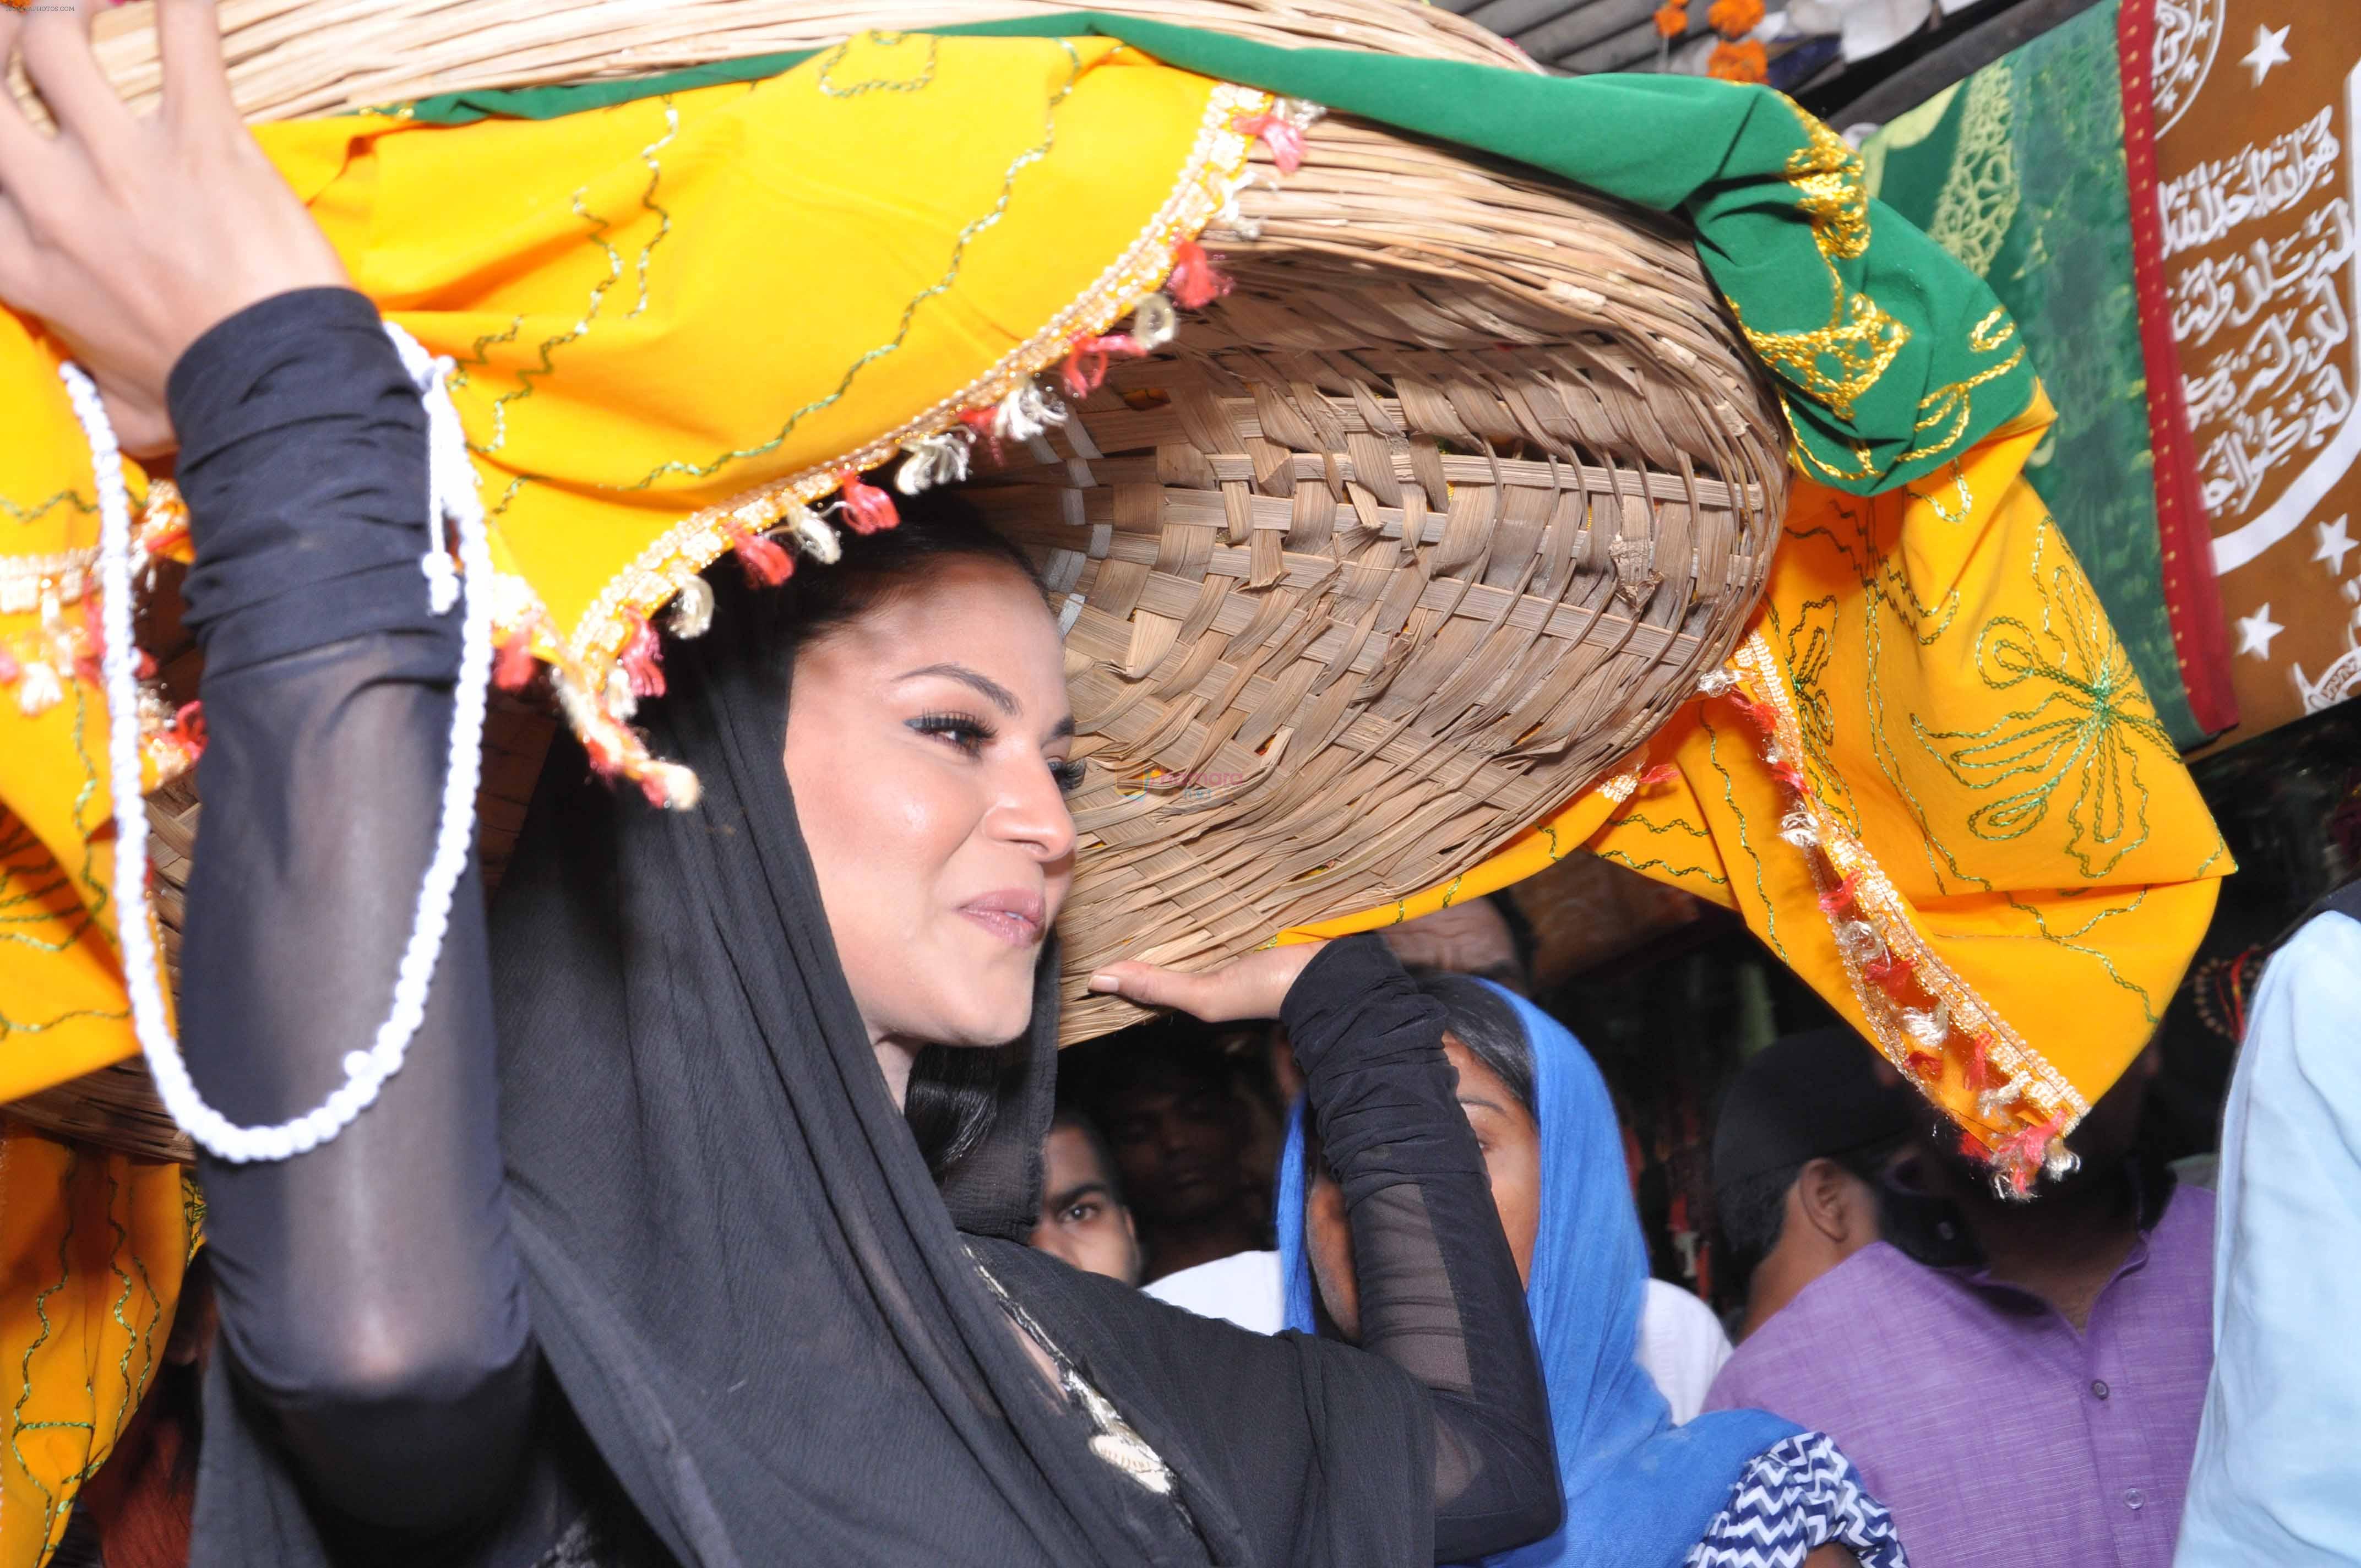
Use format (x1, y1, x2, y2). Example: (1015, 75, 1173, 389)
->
(1380, 901, 1527, 993)
(782, 559, 1079, 1055)
(1305, 1034, 1541, 1340)
(1030, 1124, 1140, 1284)
(1102, 1069, 1248, 1227)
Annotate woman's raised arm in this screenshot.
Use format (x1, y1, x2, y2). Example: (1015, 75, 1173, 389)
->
(0, 0, 536, 1535)
(1093, 937, 1563, 1559)
(172, 290, 537, 1533)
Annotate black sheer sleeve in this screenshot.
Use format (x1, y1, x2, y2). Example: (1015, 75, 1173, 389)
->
(1281, 936, 1560, 1560)
(171, 288, 536, 1535)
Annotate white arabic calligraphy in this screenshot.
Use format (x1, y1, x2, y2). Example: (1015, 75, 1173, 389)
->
(2160, 107, 2342, 259)
(2152, 0, 2226, 138)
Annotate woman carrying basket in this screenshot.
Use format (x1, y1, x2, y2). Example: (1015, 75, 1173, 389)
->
(0, 4, 1899, 1564)
(2, 6, 1573, 1564)
(0, 0, 2229, 1560)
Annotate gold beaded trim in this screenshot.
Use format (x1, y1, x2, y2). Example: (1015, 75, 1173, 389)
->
(559, 80, 1275, 680)
(471, 80, 1283, 803)
(1727, 630, 2089, 1153)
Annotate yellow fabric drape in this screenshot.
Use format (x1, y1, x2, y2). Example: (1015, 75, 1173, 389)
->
(1293, 390, 2229, 1168)
(0, 1128, 190, 1567)
(0, 36, 1256, 1106)
(0, 47, 1245, 1557)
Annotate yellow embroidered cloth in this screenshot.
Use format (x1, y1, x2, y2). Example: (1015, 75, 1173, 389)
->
(0, 1130, 189, 1566)
(0, 34, 1264, 1102)
(1297, 391, 2229, 1161)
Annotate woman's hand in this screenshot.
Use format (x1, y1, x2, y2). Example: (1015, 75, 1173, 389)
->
(0, 0, 349, 455)
(1087, 940, 1330, 1022)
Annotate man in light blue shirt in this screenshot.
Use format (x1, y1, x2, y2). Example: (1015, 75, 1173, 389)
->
(2177, 880, 2361, 1565)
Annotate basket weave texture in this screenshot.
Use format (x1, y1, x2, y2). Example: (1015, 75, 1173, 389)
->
(1002, 105, 1787, 1037)
(24, 0, 1788, 1158)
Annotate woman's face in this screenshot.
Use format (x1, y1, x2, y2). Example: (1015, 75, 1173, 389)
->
(781, 558, 1079, 1055)
(1305, 1035, 1541, 1339)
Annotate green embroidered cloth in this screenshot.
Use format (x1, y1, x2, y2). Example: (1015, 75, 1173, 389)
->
(1860, 1, 2205, 748)
(391, 13, 2039, 498)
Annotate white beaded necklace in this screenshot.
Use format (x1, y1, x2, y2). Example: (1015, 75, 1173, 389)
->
(67, 322, 494, 1163)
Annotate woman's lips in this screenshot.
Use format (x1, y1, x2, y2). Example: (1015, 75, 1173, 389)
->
(959, 890, 1046, 948)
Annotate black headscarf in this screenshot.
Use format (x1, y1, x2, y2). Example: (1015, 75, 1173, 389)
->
(202, 567, 1433, 1568)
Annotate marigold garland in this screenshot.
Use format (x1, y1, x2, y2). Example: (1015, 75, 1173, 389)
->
(1654, 4, 1689, 37)
(1708, 37, 1769, 83)
(1707, 0, 1765, 36)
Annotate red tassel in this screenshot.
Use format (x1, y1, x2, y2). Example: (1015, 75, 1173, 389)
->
(1905, 1048, 1943, 1080)
(1236, 112, 1308, 175)
(171, 700, 208, 764)
(956, 406, 1006, 465)
(619, 611, 666, 701)
(0, 648, 17, 682)
(1740, 699, 1781, 735)
(494, 627, 538, 691)
(581, 724, 627, 778)
(1639, 763, 1678, 788)
(1862, 951, 1912, 994)
(1817, 871, 1862, 914)
(1771, 761, 1807, 793)
(75, 616, 104, 688)
(1166, 239, 1230, 311)
(733, 528, 795, 587)
(1061, 333, 1148, 399)
(1962, 1032, 1998, 1094)
(136, 651, 156, 679)
(838, 470, 900, 535)
(1992, 1114, 2068, 1196)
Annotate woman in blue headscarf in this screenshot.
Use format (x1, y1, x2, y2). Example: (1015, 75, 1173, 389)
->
(1277, 975, 1909, 1568)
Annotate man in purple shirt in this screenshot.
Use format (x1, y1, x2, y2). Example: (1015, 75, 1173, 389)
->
(1706, 1044, 2214, 1568)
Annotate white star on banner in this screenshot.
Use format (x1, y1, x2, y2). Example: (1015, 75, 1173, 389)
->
(2243, 23, 2292, 86)
(2316, 515, 2356, 575)
(2237, 603, 2286, 660)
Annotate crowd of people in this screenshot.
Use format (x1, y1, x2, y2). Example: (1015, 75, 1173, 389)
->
(1031, 889, 2361, 1567)
(56, 874, 2359, 1567)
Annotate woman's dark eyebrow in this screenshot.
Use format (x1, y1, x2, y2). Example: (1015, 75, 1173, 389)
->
(899, 662, 1075, 743)
(897, 662, 1019, 715)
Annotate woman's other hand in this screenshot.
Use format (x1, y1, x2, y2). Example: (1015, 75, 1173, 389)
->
(0, 0, 348, 455)
(1087, 940, 1330, 1022)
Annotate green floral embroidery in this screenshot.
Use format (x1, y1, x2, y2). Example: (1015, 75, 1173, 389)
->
(1913, 517, 2169, 878)
(1, 820, 89, 955)
(1945, 888, 2163, 1023)
(1608, 811, 1711, 839)
(1593, 847, 1728, 888)
(1704, 711, 1786, 961)
(11, 1149, 81, 1545)
(0, 490, 93, 525)
(1788, 501, 1986, 897)
(816, 31, 942, 97)
(1766, 594, 1860, 835)
(614, 38, 1087, 493)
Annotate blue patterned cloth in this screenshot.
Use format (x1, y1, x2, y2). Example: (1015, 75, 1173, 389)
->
(1686, 1431, 1907, 1568)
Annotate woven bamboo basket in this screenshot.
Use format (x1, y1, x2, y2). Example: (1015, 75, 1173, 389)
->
(10, 0, 1788, 1163)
